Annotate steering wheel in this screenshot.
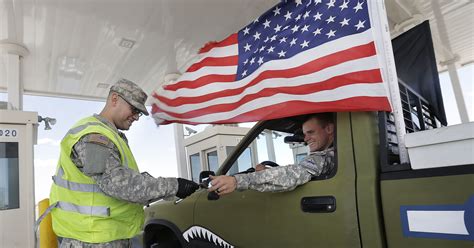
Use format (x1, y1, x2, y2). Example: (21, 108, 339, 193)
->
(260, 160, 280, 168)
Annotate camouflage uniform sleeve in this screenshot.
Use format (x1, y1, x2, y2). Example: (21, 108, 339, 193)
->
(233, 147, 335, 193)
(297, 147, 335, 176)
(233, 164, 312, 192)
(72, 134, 178, 205)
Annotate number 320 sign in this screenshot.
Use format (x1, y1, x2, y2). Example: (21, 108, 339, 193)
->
(0, 128, 18, 137)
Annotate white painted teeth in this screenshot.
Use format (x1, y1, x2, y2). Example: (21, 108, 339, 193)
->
(182, 226, 234, 248)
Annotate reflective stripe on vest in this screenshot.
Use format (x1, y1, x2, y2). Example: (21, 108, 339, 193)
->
(52, 167, 103, 193)
(57, 201, 110, 217)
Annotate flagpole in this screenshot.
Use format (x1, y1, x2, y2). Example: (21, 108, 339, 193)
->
(369, 0, 409, 164)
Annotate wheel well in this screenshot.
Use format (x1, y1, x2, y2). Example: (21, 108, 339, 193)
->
(143, 220, 184, 248)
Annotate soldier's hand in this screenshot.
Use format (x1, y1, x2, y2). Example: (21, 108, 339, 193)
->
(176, 178, 199, 199)
(208, 175, 237, 196)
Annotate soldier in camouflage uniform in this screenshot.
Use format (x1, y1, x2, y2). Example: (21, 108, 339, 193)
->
(208, 113, 335, 194)
(53, 79, 199, 248)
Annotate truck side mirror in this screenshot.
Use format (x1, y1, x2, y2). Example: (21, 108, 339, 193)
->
(199, 171, 215, 183)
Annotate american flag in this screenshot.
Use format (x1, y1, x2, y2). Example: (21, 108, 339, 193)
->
(151, 0, 392, 125)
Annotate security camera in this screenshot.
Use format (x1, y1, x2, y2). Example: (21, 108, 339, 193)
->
(38, 116, 57, 130)
(185, 126, 198, 135)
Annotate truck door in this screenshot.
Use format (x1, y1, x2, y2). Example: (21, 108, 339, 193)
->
(192, 112, 361, 248)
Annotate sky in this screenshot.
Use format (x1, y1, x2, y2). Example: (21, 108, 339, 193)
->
(0, 63, 472, 202)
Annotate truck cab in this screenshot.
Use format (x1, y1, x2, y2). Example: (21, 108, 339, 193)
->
(142, 83, 474, 247)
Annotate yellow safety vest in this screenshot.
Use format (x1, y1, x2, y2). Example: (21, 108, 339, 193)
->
(49, 116, 144, 243)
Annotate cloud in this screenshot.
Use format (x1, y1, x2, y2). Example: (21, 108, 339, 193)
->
(37, 138, 60, 146)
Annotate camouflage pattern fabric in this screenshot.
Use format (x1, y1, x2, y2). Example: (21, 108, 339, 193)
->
(72, 114, 179, 204)
(234, 147, 335, 192)
(64, 114, 178, 246)
(110, 78, 149, 116)
(59, 238, 130, 248)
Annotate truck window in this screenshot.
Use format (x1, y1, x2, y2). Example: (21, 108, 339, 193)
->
(226, 147, 253, 175)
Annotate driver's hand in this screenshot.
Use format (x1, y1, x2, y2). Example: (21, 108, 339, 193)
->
(208, 175, 237, 196)
(255, 163, 266, 171)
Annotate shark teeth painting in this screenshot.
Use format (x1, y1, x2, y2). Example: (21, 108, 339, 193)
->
(182, 226, 234, 248)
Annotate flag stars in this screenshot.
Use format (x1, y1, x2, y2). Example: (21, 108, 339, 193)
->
(258, 57, 264, 65)
(313, 12, 323, 20)
(270, 35, 277, 42)
(354, 1, 364, 12)
(303, 11, 311, 19)
(259, 46, 266, 52)
(253, 17, 259, 23)
(300, 40, 309, 48)
(295, 14, 302, 21)
(243, 59, 248, 65)
(263, 19, 271, 28)
(355, 20, 366, 30)
(274, 24, 282, 33)
(253, 31, 261, 40)
(264, 36, 270, 43)
(326, 15, 335, 24)
(244, 43, 252, 52)
(291, 25, 300, 33)
(284, 11, 292, 21)
(301, 25, 310, 32)
(273, 6, 281, 16)
(340, 18, 350, 27)
(241, 70, 247, 77)
(290, 38, 297, 46)
(243, 27, 250, 35)
(278, 50, 286, 58)
(267, 46, 275, 53)
(279, 37, 287, 43)
(313, 28, 322, 36)
(339, 1, 349, 11)
(326, 29, 336, 38)
(250, 57, 255, 65)
(314, 0, 322, 5)
(327, 0, 336, 9)
(295, 0, 303, 6)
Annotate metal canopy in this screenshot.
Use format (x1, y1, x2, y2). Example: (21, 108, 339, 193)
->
(0, 0, 472, 104)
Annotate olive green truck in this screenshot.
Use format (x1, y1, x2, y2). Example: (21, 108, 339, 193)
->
(142, 85, 474, 247)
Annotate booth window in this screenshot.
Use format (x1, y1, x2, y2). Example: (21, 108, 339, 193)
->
(0, 142, 19, 210)
(189, 153, 201, 183)
(206, 151, 218, 172)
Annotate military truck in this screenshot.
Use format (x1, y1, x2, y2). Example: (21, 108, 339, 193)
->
(141, 78, 473, 247)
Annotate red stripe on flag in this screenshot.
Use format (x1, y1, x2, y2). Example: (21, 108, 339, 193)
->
(165, 41, 376, 92)
(199, 33, 238, 53)
(155, 69, 382, 107)
(186, 55, 238, 73)
(151, 97, 392, 125)
(163, 74, 236, 91)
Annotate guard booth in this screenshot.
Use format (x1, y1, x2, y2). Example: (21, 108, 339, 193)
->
(0, 109, 38, 248)
(184, 125, 258, 182)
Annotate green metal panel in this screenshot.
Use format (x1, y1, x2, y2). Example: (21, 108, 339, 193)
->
(145, 192, 197, 231)
(350, 112, 387, 248)
(261, 112, 361, 248)
(381, 174, 474, 247)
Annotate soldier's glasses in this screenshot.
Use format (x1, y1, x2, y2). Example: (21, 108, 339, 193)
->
(131, 107, 143, 117)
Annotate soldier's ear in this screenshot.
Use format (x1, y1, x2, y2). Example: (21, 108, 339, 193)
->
(110, 92, 119, 106)
(325, 123, 335, 135)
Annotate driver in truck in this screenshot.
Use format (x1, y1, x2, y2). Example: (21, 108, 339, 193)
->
(208, 112, 336, 195)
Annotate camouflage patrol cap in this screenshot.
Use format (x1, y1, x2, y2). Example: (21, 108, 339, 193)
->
(110, 78, 149, 116)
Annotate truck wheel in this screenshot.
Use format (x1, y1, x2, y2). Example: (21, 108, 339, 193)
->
(145, 225, 182, 248)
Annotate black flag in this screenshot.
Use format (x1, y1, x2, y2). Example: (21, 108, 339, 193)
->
(392, 21, 447, 125)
